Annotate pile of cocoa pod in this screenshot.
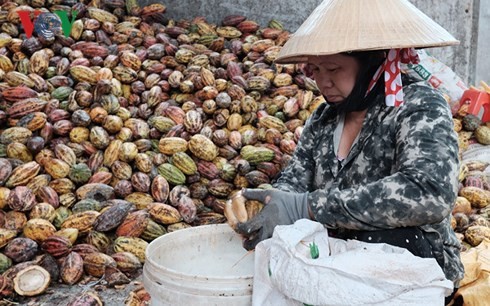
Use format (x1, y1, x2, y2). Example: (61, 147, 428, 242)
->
(0, 0, 324, 303)
(452, 82, 490, 252)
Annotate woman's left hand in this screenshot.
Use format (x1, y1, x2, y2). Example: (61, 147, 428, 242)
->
(236, 188, 310, 250)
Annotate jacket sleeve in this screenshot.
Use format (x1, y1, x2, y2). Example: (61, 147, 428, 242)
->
(271, 105, 327, 193)
(310, 86, 460, 230)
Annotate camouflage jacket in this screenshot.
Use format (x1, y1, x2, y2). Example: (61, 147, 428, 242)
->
(273, 82, 465, 285)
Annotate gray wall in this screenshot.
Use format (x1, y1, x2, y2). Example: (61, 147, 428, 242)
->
(138, 0, 487, 85)
(476, 0, 490, 86)
(410, 0, 476, 85)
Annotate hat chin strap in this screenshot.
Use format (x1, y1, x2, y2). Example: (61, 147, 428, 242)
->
(366, 48, 420, 107)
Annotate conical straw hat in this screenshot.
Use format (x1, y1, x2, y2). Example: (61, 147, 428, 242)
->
(275, 0, 459, 64)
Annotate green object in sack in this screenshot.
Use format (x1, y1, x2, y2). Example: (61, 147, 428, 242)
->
(309, 242, 319, 259)
(303, 242, 319, 305)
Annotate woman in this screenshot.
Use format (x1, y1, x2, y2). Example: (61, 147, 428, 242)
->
(228, 0, 465, 302)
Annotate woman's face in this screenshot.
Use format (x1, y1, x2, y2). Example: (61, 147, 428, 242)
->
(306, 54, 360, 103)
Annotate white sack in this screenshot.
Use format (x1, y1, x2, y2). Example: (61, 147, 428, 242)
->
(253, 219, 453, 306)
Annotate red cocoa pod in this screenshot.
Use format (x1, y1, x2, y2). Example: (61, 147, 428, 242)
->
(177, 195, 197, 223)
(115, 210, 150, 238)
(114, 180, 133, 198)
(131, 172, 151, 193)
(8, 186, 36, 212)
(150, 175, 169, 203)
(88, 171, 113, 184)
(168, 185, 190, 207)
(4, 238, 38, 263)
(71, 243, 99, 259)
(36, 186, 60, 208)
(111, 252, 142, 273)
(93, 200, 135, 232)
(60, 252, 84, 285)
(41, 235, 72, 258)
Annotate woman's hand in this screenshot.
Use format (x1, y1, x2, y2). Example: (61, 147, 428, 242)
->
(236, 188, 310, 250)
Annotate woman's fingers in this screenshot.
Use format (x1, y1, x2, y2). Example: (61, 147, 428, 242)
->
(242, 188, 269, 203)
(231, 192, 248, 223)
(224, 199, 238, 229)
(236, 215, 263, 236)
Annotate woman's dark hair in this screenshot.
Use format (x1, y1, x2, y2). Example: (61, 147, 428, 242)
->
(326, 50, 386, 113)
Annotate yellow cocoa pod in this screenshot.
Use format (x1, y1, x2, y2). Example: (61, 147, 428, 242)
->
(0, 228, 17, 248)
(464, 160, 489, 172)
(167, 222, 192, 232)
(23, 218, 56, 243)
(452, 196, 472, 215)
(16, 112, 47, 132)
(200, 67, 215, 86)
(25, 174, 51, 194)
(216, 26, 242, 39)
(0, 127, 32, 144)
(0, 54, 14, 72)
(113, 237, 148, 263)
(5, 161, 40, 188)
(103, 139, 122, 167)
(0, 187, 10, 209)
(29, 49, 49, 75)
(70, 19, 83, 40)
(240, 145, 275, 165)
(54, 144, 77, 166)
(227, 113, 243, 131)
(158, 137, 188, 155)
(69, 127, 90, 144)
(61, 211, 100, 234)
(464, 225, 490, 247)
(119, 51, 141, 71)
(7, 142, 32, 162)
(124, 192, 154, 210)
(259, 115, 287, 133)
(118, 142, 138, 163)
(459, 186, 490, 208)
(453, 118, 462, 132)
(44, 158, 70, 179)
(29, 203, 56, 222)
(475, 126, 490, 145)
(87, 7, 118, 23)
(54, 228, 79, 244)
(171, 152, 197, 175)
(49, 178, 75, 195)
(148, 203, 182, 225)
(5, 71, 35, 87)
(247, 76, 270, 92)
(273, 73, 293, 87)
(188, 134, 218, 161)
(83, 252, 116, 277)
(112, 66, 138, 84)
(69, 65, 97, 85)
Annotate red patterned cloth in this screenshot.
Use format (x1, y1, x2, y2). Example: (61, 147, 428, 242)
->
(367, 48, 420, 106)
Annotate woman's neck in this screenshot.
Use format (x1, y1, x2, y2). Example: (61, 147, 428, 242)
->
(345, 109, 368, 124)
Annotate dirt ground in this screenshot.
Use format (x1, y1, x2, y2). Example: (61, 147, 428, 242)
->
(7, 271, 145, 306)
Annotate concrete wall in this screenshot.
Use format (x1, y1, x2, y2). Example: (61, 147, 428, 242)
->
(139, 0, 321, 33)
(410, 0, 476, 84)
(138, 0, 486, 84)
(476, 0, 490, 85)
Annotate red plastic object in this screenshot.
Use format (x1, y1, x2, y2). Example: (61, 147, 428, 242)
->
(460, 88, 490, 122)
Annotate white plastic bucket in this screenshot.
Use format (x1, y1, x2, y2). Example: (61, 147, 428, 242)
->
(143, 224, 254, 306)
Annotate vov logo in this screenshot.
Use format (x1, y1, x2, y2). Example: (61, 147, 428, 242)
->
(17, 9, 78, 40)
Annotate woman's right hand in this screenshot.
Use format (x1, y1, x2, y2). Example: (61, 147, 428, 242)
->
(224, 190, 248, 230)
(233, 188, 310, 250)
